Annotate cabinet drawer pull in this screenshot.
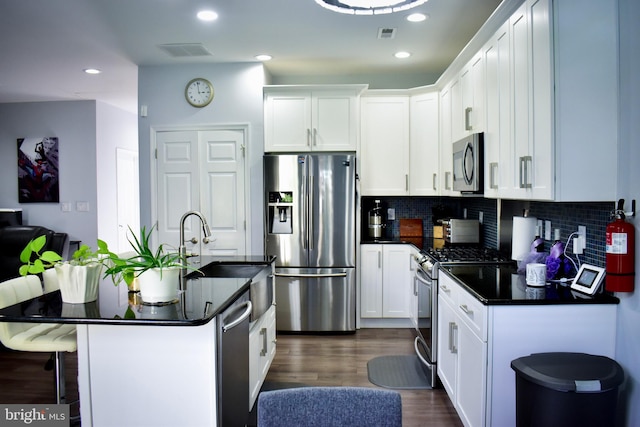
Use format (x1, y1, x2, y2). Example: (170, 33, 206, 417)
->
(459, 304, 473, 316)
(440, 285, 450, 293)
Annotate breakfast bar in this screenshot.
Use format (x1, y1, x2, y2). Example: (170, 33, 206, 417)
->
(0, 256, 275, 427)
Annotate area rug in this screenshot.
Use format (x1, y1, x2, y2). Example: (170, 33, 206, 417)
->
(367, 355, 433, 389)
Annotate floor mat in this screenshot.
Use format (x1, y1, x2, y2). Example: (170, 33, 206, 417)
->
(367, 355, 433, 389)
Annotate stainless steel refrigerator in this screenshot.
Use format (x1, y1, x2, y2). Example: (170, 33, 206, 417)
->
(264, 153, 356, 332)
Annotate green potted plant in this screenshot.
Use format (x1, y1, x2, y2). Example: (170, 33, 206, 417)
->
(20, 236, 108, 303)
(101, 225, 187, 304)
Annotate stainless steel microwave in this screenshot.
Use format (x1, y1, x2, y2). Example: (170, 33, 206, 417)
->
(452, 133, 483, 194)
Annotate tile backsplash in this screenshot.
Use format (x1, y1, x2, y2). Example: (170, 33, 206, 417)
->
(361, 196, 615, 268)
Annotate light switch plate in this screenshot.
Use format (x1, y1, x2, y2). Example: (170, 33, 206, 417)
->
(76, 201, 90, 212)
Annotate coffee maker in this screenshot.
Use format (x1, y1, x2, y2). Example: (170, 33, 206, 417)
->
(368, 199, 385, 239)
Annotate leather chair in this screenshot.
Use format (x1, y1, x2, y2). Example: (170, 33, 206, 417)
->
(0, 275, 77, 403)
(0, 225, 69, 282)
(257, 386, 403, 427)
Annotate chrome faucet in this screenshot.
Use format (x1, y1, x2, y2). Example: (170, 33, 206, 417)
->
(178, 211, 213, 262)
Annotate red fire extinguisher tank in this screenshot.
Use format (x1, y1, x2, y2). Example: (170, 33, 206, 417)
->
(605, 200, 635, 292)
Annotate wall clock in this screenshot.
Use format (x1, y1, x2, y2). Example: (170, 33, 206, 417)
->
(185, 78, 214, 107)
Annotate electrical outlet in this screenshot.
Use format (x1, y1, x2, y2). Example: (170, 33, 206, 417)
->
(387, 208, 395, 221)
(544, 220, 552, 240)
(578, 225, 587, 253)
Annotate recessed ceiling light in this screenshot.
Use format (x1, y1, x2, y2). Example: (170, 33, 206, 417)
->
(84, 68, 101, 74)
(255, 54, 273, 61)
(407, 12, 428, 22)
(197, 10, 218, 21)
(394, 51, 411, 59)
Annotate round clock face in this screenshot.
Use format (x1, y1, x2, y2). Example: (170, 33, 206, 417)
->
(185, 78, 214, 107)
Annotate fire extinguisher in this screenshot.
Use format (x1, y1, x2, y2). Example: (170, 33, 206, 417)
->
(605, 199, 635, 292)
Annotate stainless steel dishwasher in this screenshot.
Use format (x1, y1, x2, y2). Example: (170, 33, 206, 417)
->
(217, 290, 252, 427)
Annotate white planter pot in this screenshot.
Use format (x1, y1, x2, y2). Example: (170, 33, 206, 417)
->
(55, 263, 103, 304)
(137, 267, 181, 304)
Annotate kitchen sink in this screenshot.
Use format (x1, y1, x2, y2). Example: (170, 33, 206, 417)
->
(187, 262, 274, 322)
(193, 263, 266, 279)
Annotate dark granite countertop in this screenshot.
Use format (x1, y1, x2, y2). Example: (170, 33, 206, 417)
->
(0, 255, 275, 327)
(440, 263, 619, 306)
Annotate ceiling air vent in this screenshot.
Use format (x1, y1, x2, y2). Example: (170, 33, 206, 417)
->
(377, 28, 397, 39)
(158, 43, 213, 57)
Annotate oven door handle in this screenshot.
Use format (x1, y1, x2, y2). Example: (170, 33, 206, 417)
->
(414, 336, 434, 368)
(414, 269, 431, 285)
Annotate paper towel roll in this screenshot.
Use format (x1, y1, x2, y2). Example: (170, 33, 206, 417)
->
(511, 216, 538, 261)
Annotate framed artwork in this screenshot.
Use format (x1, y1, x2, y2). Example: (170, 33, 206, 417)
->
(17, 137, 60, 203)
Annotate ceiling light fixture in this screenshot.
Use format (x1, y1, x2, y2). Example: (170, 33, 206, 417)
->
(394, 51, 411, 59)
(83, 68, 101, 74)
(315, 0, 428, 15)
(197, 10, 218, 21)
(406, 12, 428, 22)
(255, 54, 272, 61)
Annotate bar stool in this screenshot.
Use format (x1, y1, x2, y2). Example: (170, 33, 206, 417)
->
(0, 275, 77, 403)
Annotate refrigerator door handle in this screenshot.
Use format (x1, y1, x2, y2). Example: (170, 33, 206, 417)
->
(308, 175, 314, 251)
(275, 272, 347, 278)
(301, 168, 308, 250)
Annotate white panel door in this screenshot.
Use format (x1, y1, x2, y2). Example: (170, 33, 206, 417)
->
(155, 129, 246, 256)
(156, 131, 200, 253)
(199, 130, 246, 256)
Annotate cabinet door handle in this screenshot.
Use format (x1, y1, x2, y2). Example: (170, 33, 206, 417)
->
(378, 251, 382, 269)
(433, 173, 437, 191)
(445, 171, 452, 190)
(260, 327, 268, 356)
(465, 107, 473, 131)
(448, 322, 458, 354)
(313, 128, 318, 146)
(306, 128, 312, 147)
(490, 162, 498, 189)
(519, 156, 532, 189)
(405, 174, 409, 192)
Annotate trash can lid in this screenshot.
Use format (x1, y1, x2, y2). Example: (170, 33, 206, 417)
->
(511, 352, 624, 392)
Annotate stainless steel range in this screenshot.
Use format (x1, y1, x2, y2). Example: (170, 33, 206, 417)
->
(412, 246, 512, 388)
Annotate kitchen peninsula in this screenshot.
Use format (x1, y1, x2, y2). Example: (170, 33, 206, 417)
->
(0, 256, 275, 427)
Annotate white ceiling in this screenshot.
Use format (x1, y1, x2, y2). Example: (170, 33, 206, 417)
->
(0, 0, 502, 113)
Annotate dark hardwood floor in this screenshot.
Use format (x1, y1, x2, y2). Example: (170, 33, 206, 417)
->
(0, 329, 462, 426)
(265, 328, 463, 427)
(0, 347, 80, 419)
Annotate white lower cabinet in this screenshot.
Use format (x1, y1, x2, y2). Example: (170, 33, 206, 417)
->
(360, 244, 412, 319)
(249, 305, 276, 409)
(437, 272, 487, 427)
(437, 269, 617, 427)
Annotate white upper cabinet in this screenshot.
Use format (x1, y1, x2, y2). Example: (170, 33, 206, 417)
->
(439, 84, 459, 196)
(360, 94, 410, 195)
(482, 0, 617, 200)
(483, 22, 511, 198)
(264, 86, 365, 152)
(409, 91, 440, 196)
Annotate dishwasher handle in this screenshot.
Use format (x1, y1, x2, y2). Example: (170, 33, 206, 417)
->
(222, 301, 252, 333)
(275, 272, 347, 278)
